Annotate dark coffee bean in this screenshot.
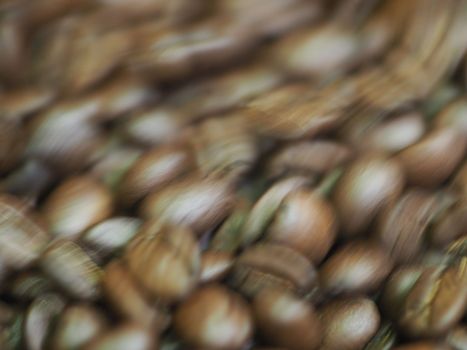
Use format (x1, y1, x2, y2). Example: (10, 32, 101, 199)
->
(399, 262, 467, 338)
(333, 155, 405, 236)
(230, 243, 317, 298)
(253, 288, 322, 350)
(125, 222, 200, 303)
(265, 189, 338, 264)
(380, 266, 425, 320)
(174, 285, 253, 350)
(320, 297, 380, 350)
(320, 241, 392, 295)
(376, 189, 437, 263)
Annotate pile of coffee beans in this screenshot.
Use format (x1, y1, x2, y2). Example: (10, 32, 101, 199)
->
(0, 0, 466, 349)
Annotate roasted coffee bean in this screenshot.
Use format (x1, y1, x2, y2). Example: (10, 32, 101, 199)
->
(241, 176, 311, 247)
(333, 155, 405, 236)
(174, 285, 253, 350)
(430, 202, 467, 248)
(434, 98, 467, 137)
(362, 111, 426, 153)
(320, 241, 392, 295)
(191, 114, 258, 181)
(397, 128, 467, 187)
(253, 288, 322, 350)
(51, 304, 107, 350)
(199, 250, 233, 283)
(80, 217, 142, 260)
(118, 144, 194, 206)
(274, 23, 360, 79)
(122, 107, 187, 147)
(380, 266, 425, 320)
(265, 189, 338, 264)
(376, 189, 437, 263)
(230, 243, 317, 298)
(103, 261, 170, 330)
(167, 60, 283, 119)
(88, 145, 142, 191)
(0, 194, 50, 270)
(319, 297, 380, 350)
(43, 176, 113, 239)
(399, 262, 467, 338)
(25, 103, 107, 172)
(24, 293, 66, 350)
(140, 176, 235, 235)
(41, 240, 103, 300)
(125, 222, 200, 303)
(265, 140, 352, 180)
(83, 323, 156, 350)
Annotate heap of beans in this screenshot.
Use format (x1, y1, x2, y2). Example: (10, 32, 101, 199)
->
(0, 0, 466, 349)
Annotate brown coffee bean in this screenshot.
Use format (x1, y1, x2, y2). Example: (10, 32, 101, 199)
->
(380, 266, 425, 320)
(200, 251, 233, 284)
(320, 297, 380, 350)
(103, 261, 170, 330)
(63, 27, 132, 93)
(83, 323, 156, 350)
(230, 243, 317, 298)
(80, 217, 142, 260)
(265, 140, 352, 180)
(174, 285, 253, 350)
(245, 83, 348, 140)
(24, 293, 66, 350)
(397, 128, 467, 187)
(333, 155, 405, 236)
(125, 222, 200, 303)
(89, 74, 157, 122)
(26, 103, 106, 172)
(320, 241, 392, 295)
(376, 189, 437, 262)
(41, 240, 103, 300)
(140, 176, 235, 235)
(253, 288, 322, 350)
(430, 202, 467, 248)
(168, 60, 283, 119)
(0, 194, 50, 269)
(434, 98, 467, 137)
(51, 304, 107, 350)
(274, 23, 360, 78)
(241, 176, 311, 247)
(88, 145, 142, 191)
(265, 189, 338, 264)
(218, 0, 322, 38)
(191, 114, 258, 182)
(43, 176, 113, 239)
(118, 144, 194, 207)
(364, 111, 426, 153)
(399, 263, 467, 338)
(122, 107, 186, 147)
